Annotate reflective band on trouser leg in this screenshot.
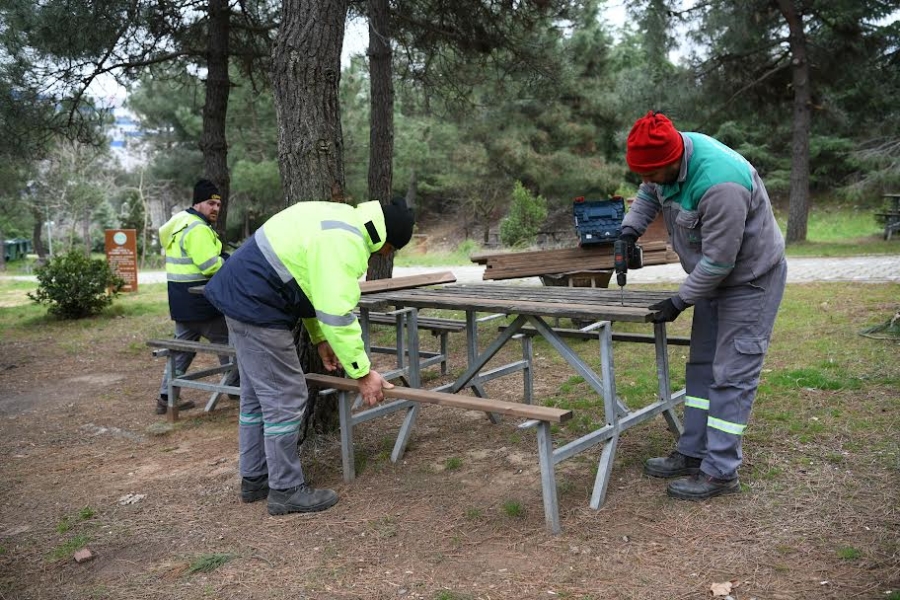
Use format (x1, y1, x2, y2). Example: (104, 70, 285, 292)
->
(707, 416, 746, 436)
(240, 412, 263, 426)
(264, 420, 301, 437)
(684, 396, 709, 410)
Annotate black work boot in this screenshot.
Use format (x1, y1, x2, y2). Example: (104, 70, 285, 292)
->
(155, 396, 197, 415)
(667, 473, 740, 500)
(644, 451, 702, 478)
(240, 475, 269, 503)
(267, 484, 338, 515)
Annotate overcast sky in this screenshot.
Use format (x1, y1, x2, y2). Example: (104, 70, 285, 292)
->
(341, 2, 630, 67)
(92, 2, 632, 106)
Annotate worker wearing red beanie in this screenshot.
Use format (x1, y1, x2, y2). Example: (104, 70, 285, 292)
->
(626, 111, 684, 173)
(617, 110, 787, 501)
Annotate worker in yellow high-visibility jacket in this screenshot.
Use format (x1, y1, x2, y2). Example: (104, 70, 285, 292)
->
(156, 179, 237, 415)
(205, 198, 415, 516)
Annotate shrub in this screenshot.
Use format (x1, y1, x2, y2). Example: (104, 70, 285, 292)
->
(28, 252, 125, 319)
(499, 181, 548, 247)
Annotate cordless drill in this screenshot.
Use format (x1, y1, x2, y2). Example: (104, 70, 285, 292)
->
(613, 238, 643, 305)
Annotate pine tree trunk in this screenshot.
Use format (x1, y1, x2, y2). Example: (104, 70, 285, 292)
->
(778, 0, 811, 244)
(365, 0, 396, 281)
(272, 0, 350, 433)
(200, 0, 232, 239)
(272, 0, 349, 205)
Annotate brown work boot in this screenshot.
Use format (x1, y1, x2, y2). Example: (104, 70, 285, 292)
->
(267, 484, 338, 515)
(644, 451, 702, 478)
(667, 473, 740, 500)
(155, 396, 196, 415)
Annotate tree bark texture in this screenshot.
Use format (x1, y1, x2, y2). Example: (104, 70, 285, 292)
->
(366, 0, 396, 281)
(200, 0, 232, 238)
(272, 0, 350, 433)
(272, 0, 349, 206)
(31, 207, 45, 260)
(777, 0, 811, 244)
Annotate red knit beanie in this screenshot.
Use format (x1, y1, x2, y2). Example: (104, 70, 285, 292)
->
(626, 111, 684, 172)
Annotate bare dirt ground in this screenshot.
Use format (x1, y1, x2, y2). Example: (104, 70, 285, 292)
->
(1, 282, 898, 600)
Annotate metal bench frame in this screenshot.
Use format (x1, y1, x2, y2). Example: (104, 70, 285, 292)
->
(147, 339, 239, 421)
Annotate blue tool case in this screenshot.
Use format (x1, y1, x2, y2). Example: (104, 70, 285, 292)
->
(572, 197, 625, 246)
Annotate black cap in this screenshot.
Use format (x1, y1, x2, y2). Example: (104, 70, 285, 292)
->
(193, 179, 221, 205)
(382, 198, 416, 250)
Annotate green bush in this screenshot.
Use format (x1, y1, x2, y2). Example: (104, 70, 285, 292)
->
(499, 181, 548, 247)
(28, 252, 125, 319)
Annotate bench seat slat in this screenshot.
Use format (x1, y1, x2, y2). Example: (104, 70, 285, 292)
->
(147, 339, 236, 355)
(304, 373, 572, 423)
(363, 313, 466, 332)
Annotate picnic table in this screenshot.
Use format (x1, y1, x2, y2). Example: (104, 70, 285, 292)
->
(356, 283, 687, 532)
(876, 193, 900, 240)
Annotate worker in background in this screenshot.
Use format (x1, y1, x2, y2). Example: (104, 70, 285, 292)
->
(618, 111, 787, 500)
(156, 179, 238, 415)
(204, 198, 416, 515)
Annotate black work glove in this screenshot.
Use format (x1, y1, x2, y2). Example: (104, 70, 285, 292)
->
(618, 233, 638, 250)
(648, 298, 683, 323)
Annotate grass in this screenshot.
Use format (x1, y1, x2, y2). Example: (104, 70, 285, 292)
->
(49, 534, 90, 561)
(523, 282, 898, 467)
(837, 546, 862, 560)
(444, 456, 463, 470)
(186, 553, 234, 574)
(501, 500, 524, 518)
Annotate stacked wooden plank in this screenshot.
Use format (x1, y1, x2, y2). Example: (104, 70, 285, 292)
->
(470, 241, 680, 281)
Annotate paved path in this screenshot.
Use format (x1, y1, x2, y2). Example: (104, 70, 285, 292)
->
(3, 255, 898, 286)
(395, 255, 900, 286)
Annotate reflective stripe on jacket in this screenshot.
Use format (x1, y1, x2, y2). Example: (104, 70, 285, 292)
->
(204, 201, 387, 379)
(159, 208, 225, 321)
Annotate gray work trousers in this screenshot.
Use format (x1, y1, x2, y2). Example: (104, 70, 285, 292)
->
(677, 257, 787, 479)
(158, 317, 237, 397)
(225, 317, 308, 491)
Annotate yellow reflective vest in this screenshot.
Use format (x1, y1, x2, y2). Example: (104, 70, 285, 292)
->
(159, 208, 224, 321)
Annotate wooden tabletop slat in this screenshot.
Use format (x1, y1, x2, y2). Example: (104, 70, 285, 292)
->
(358, 284, 678, 323)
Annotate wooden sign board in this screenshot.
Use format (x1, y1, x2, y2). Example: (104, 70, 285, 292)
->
(105, 229, 138, 292)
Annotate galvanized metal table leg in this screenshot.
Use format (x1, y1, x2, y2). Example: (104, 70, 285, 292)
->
(338, 390, 355, 482)
(521, 334, 533, 404)
(464, 310, 501, 423)
(391, 404, 420, 462)
(392, 309, 422, 462)
(590, 322, 620, 509)
(655, 322, 683, 438)
(204, 367, 233, 412)
(536, 421, 561, 534)
(166, 354, 179, 422)
(439, 331, 449, 374)
(395, 313, 406, 370)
